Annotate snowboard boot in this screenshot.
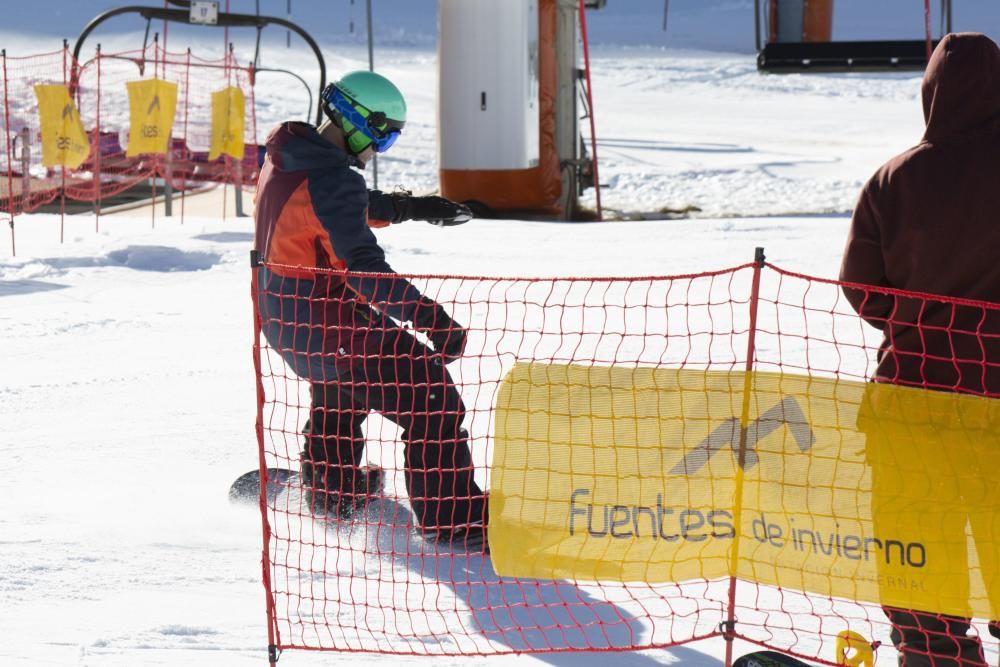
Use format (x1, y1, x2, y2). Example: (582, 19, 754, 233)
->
(299, 453, 383, 520)
(888, 611, 988, 667)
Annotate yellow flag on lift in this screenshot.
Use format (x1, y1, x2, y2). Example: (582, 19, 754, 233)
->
(126, 79, 177, 156)
(33, 84, 90, 169)
(208, 86, 245, 161)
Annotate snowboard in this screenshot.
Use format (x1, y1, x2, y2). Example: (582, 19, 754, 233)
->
(229, 466, 488, 553)
(733, 651, 815, 667)
(228, 467, 298, 504)
(227, 465, 386, 507)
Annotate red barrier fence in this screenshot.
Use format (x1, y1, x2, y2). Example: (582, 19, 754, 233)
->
(1, 43, 258, 251)
(250, 254, 1000, 665)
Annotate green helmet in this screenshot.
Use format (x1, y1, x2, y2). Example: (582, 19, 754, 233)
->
(321, 71, 407, 155)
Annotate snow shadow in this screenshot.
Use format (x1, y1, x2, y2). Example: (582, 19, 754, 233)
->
(364, 498, 718, 666)
(27, 245, 221, 272)
(193, 232, 254, 244)
(597, 137, 754, 155)
(0, 279, 68, 297)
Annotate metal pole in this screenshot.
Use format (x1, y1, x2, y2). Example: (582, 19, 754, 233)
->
(366, 0, 378, 189)
(754, 0, 762, 52)
(19, 128, 29, 218)
(235, 160, 245, 217)
(722, 247, 766, 667)
(578, 0, 602, 220)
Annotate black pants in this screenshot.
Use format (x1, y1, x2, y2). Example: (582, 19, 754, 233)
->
(884, 608, 998, 666)
(303, 327, 487, 532)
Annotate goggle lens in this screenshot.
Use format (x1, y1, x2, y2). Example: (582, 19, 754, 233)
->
(373, 129, 399, 153)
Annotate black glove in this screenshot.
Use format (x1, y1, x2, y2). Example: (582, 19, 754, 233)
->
(413, 297, 468, 362)
(390, 191, 472, 226)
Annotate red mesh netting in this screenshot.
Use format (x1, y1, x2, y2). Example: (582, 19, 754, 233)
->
(1, 45, 257, 220)
(250, 258, 1000, 664)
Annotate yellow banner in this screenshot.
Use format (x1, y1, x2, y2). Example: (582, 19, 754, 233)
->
(126, 79, 177, 156)
(33, 85, 90, 169)
(208, 86, 245, 161)
(491, 363, 1000, 620)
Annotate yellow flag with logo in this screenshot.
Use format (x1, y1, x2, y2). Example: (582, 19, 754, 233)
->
(126, 79, 177, 156)
(208, 86, 245, 161)
(33, 85, 90, 169)
(491, 363, 1000, 620)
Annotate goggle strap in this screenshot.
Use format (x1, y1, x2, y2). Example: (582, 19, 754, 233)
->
(324, 86, 401, 153)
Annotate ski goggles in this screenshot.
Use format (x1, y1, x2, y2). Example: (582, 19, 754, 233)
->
(322, 85, 403, 153)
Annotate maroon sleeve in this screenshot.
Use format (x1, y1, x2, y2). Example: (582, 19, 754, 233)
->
(839, 181, 894, 330)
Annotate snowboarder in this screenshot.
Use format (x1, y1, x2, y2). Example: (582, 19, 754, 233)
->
(253, 70, 488, 550)
(840, 33, 1000, 667)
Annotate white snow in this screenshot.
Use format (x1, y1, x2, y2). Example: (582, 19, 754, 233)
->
(3, 4, 1000, 667)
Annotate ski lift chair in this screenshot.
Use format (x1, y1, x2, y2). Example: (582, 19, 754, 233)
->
(755, 0, 953, 73)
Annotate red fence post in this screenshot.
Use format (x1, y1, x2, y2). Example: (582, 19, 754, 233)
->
(181, 48, 191, 223)
(723, 246, 766, 667)
(60, 40, 68, 242)
(2, 49, 14, 256)
(250, 251, 280, 666)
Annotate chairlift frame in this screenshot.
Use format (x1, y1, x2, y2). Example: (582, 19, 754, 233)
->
(71, 2, 327, 124)
(755, 0, 953, 73)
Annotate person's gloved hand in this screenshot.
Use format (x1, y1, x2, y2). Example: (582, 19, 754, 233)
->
(390, 191, 473, 226)
(413, 297, 468, 363)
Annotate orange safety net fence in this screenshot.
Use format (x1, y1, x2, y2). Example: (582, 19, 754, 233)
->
(250, 256, 1000, 665)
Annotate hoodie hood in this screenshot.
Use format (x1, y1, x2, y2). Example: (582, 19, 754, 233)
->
(922, 32, 1000, 142)
(264, 121, 356, 172)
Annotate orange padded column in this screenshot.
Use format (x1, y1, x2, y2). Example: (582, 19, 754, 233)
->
(803, 0, 833, 42)
(767, 0, 833, 43)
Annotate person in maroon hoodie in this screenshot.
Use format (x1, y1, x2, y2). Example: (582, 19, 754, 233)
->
(841, 33, 1000, 666)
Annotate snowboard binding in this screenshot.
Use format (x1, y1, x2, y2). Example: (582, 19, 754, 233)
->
(300, 457, 384, 520)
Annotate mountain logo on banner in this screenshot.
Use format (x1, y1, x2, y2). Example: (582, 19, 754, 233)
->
(61, 103, 75, 120)
(147, 95, 161, 115)
(667, 396, 816, 476)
